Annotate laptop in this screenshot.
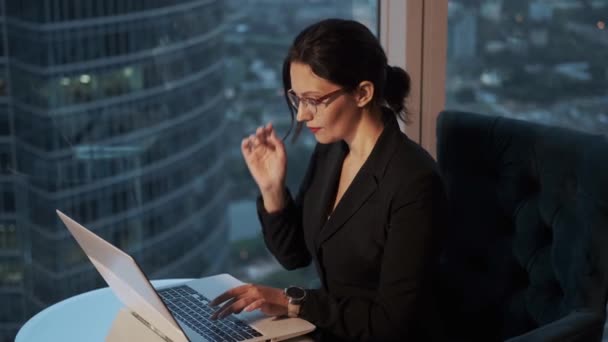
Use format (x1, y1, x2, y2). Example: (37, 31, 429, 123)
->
(56, 210, 315, 342)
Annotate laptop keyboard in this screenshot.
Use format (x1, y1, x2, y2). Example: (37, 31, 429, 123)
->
(158, 285, 264, 342)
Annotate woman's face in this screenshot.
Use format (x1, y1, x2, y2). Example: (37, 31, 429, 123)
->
(289, 62, 361, 144)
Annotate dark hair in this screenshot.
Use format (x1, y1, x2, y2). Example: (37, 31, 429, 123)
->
(282, 18, 411, 139)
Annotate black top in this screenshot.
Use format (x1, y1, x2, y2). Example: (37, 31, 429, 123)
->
(257, 110, 447, 341)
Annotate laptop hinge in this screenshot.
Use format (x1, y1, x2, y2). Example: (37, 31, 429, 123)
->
(130, 311, 175, 342)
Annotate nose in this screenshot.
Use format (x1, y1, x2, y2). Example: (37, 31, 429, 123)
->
(296, 104, 313, 122)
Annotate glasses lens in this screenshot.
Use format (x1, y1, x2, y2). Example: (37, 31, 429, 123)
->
(308, 100, 317, 114)
(287, 91, 299, 110)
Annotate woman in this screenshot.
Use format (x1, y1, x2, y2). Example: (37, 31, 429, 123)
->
(210, 18, 447, 341)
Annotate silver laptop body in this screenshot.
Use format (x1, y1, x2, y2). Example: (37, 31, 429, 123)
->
(56, 210, 315, 342)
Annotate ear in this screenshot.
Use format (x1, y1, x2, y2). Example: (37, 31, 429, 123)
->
(354, 81, 374, 108)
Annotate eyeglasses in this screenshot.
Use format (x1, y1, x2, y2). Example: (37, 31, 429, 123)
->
(287, 88, 346, 115)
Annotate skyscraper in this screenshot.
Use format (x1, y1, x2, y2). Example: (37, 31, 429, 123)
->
(0, 1, 229, 340)
(0, 3, 20, 341)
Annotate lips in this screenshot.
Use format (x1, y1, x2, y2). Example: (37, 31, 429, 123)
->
(308, 127, 321, 134)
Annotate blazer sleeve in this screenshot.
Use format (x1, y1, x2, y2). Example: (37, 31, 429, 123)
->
(256, 145, 320, 270)
(299, 171, 446, 341)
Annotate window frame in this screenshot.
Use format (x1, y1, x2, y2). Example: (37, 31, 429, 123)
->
(380, 0, 448, 157)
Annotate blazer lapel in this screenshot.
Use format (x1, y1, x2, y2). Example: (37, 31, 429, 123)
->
(315, 109, 403, 248)
(316, 171, 378, 246)
(308, 142, 348, 247)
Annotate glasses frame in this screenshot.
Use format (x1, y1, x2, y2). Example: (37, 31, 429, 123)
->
(287, 88, 346, 115)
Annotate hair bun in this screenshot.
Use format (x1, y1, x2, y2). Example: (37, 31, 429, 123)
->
(384, 65, 411, 115)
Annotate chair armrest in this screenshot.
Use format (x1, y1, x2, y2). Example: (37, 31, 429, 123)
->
(506, 310, 605, 342)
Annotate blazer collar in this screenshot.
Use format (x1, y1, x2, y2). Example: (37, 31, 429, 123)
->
(314, 108, 403, 247)
(358, 108, 403, 181)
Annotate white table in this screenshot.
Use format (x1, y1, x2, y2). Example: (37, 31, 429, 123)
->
(16, 279, 189, 342)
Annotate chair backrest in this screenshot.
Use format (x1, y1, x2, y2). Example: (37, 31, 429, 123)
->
(435, 111, 608, 340)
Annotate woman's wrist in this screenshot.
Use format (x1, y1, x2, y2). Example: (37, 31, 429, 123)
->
(260, 187, 286, 213)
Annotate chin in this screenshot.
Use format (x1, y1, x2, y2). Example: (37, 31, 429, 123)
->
(314, 135, 340, 145)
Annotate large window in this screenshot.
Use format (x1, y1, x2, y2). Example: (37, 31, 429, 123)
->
(446, 0, 608, 135)
(0, 1, 378, 341)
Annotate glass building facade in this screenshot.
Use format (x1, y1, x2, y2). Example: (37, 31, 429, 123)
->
(0, 1, 229, 340)
(0, 1, 378, 340)
(0, 1, 20, 340)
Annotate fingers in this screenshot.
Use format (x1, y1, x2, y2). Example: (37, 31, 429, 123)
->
(242, 123, 276, 153)
(211, 297, 259, 320)
(267, 125, 282, 146)
(241, 137, 251, 155)
(210, 297, 237, 320)
(209, 285, 287, 320)
(241, 135, 256, 155)
(244, 298, 264, 312)
(263, 123, 284, 149)
(255, 126, 267, 145)
(210, 284, 250, 306)
(210, 284, 258, 320)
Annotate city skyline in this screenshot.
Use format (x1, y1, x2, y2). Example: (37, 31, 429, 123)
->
(1, 1, 606, 341)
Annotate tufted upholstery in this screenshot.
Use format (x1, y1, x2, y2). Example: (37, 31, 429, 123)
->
(436, 111, 608, 341)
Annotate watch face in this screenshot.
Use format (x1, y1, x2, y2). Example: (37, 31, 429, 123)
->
(286, 286, 306, 300)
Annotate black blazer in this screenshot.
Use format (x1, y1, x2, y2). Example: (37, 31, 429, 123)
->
(257, 111, 447, 341)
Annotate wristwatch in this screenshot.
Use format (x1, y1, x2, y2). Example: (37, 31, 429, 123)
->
(284, 286, 306, 318)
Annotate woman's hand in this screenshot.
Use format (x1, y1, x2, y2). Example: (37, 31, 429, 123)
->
(241, 123, 287, 211)
(209, 284, 288, 320)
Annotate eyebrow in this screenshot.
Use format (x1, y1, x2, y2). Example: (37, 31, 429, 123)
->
(297, 91, 323, 97)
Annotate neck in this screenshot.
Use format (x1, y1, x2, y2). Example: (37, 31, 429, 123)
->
(343, 107, 384, 161)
